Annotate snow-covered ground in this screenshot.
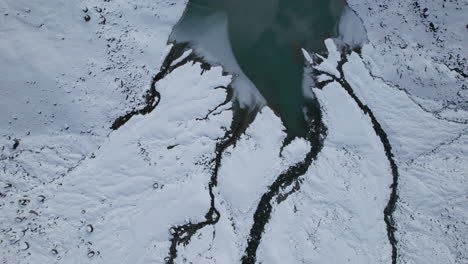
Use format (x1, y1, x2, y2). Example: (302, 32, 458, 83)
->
(1, 46, 234, 262)
(344, 49, 467, 264)
(1, 0, 467, 263)
(300, 15, 467, 263)
(1, 0, 190, 262)
(345, 1, 468, 262)
(348, 0, 467, 112)
(257, 80, 392, 263)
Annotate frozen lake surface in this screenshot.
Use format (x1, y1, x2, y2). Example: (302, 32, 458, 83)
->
(172, 0, 345, 138)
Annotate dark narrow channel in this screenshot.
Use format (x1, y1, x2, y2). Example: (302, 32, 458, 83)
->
(164, 1, 386, 263)
(312, 51, 399, 264)
(167, 0, 346, 262)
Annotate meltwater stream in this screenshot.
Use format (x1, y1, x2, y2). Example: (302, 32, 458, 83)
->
(167, 2, 372, 263)
(172, 0, 345, 138)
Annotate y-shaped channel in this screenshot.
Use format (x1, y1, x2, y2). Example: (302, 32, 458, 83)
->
(311, 48, 400, 264)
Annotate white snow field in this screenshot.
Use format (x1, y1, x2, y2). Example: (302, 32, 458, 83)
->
(1, 0, 467, 264)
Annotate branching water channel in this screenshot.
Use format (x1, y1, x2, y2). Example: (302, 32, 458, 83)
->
(160, 0, 398, 263)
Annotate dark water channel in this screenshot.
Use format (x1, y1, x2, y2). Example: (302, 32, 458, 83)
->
(172, 0, 345, 138)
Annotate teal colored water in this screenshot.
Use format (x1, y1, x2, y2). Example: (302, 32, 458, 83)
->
(174, 0, 345, 138)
